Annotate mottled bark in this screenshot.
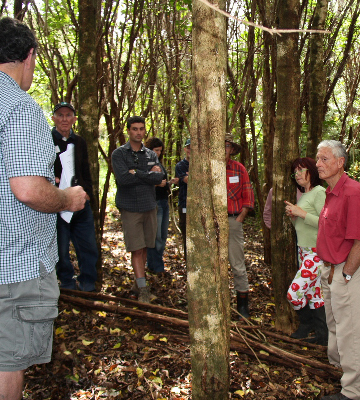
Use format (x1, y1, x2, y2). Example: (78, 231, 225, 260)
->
(78, 0, 102, 287)
(187, 1, 230, 399)
(307, 0, 328, 158)
(272, 0, 300, 333)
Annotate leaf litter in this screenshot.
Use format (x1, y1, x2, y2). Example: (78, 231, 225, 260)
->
(23, 210, 341, 399)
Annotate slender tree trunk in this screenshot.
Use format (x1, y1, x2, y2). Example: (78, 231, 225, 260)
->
(259, 0, 277, 264)
(272, 0, 300, 333)
(307, 0, 328, 158)
(187, 1, 230, 398)
(78, 0, 102, 287)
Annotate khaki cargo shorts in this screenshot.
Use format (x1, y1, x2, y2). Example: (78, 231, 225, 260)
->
(0, 268, 59, 371)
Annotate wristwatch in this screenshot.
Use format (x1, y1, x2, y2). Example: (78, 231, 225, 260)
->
(342, 272, 352, 282)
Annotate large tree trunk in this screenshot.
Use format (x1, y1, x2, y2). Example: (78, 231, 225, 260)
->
(78, 0, 102, 287)
(307, 0, 328, 158)
(272, 0, 300, 333)
(187, 1, 230, 399)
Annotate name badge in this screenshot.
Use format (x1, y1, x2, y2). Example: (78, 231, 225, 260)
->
(182, 208, 187, 213)
(148, 161, 155, 166)
(229, 176, 239, 183)
(55, 145, 60, 153)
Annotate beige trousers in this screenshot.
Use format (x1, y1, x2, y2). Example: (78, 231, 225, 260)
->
(228, 216, 248, 292)
(321, 261, 360, 400)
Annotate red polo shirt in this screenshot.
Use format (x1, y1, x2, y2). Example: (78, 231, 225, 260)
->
(226, 159, 254, 214)
(317, 173, 360, 264)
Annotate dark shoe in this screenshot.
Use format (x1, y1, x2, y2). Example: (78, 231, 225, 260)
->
(304, 306, 328, 346)
(78, 283, 96, 292)
(321, 392, 353, 399)
(60, 281, 77, 290)
(291, 305, 313, 339)
(237, 292, 250, 319)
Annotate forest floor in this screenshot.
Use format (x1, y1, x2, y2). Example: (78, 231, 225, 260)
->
(23, 210, 342, 400)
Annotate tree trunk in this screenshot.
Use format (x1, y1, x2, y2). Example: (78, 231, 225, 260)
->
(187, 1, 230, 399)
(307, 0, 328, 158)
(259, 0, 277, 264)
(78, 0, 102, 287)
(272, 0, 300, 333)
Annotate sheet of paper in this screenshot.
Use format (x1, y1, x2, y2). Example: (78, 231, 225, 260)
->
(59, 144, 75, 223)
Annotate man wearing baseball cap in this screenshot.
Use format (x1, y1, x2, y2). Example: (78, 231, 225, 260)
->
(52, 102, 98, 292)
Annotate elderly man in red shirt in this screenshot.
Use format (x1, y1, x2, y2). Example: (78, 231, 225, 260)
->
(225, 134, 254, 319)
(316, 140, 360, 400)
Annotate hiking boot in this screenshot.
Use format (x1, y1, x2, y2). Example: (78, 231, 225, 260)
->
(304, 306, 328, 346)
(138, 286, 156, 303)
(291, 305, 313, 339)
(237, 291, 250, 319)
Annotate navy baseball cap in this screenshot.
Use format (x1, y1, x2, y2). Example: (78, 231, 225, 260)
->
(184, 138, 191, 147)
(53, 102, 76, 114)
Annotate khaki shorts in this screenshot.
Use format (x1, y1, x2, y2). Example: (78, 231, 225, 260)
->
(0, 268, 59, 372)
(121, 208, 157, 252)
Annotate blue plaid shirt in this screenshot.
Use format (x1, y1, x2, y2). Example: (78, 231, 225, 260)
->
(0, 72, 58, 284)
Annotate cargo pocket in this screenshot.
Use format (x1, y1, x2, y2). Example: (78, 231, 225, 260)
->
(14, 303, 58, 360)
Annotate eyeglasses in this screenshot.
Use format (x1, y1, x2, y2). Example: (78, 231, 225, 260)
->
(291, 168, 308, 178)
(131, 151, 139, 165)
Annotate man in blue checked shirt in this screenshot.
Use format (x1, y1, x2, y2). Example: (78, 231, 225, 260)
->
(112, 116, 164, 303)
(0, 17, 87, 400)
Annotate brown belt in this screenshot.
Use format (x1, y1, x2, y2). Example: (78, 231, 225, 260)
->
(323, 261, 335, 284)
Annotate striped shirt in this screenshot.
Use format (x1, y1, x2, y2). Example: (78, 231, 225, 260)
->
(226, 158, 254, 214)
(0, 71, 57, 284)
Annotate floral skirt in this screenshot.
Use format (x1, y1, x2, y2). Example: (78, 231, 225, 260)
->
(287, 246, 324, 310)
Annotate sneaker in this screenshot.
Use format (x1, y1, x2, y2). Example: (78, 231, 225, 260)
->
(138, 286, 156, 303)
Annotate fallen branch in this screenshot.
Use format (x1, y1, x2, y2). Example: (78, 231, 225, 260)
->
(164, 334, 339, 380)
(237, 324, 326, 350)
(60, 294, 190, 329)
(230, 330, 341, 380)
(60, 288, 188, 319)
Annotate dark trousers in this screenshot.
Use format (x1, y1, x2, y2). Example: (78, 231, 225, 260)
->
(56, 201, 98, 291)
(147, 199, 169, 273)
(178, 206, 187, 260)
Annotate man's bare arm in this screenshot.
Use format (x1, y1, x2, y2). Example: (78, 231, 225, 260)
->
(10, 176, 87, 213)
(236, 207, 250, 223)
(343, 239, 360, 280)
